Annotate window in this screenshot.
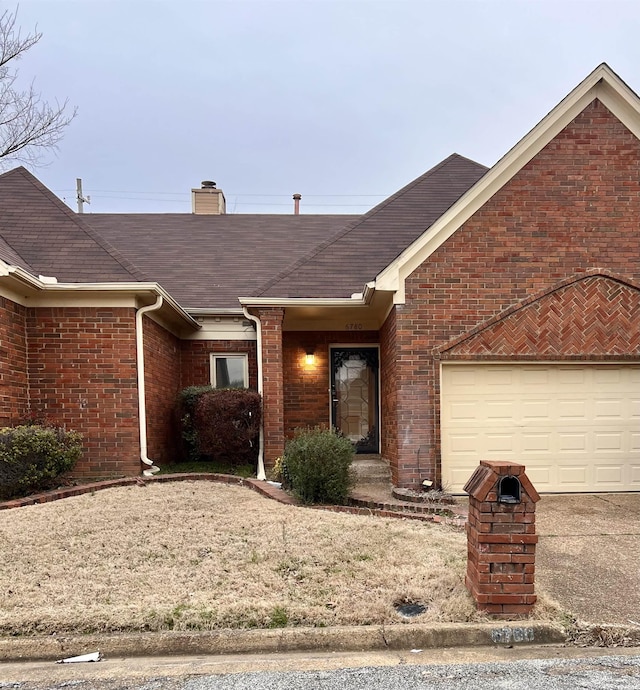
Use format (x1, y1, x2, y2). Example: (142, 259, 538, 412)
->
(210, 354, 249, 389)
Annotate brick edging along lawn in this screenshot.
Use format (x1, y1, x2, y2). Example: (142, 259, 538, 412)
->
(0, 473, 465, 527)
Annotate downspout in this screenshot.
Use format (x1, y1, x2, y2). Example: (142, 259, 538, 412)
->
(242, 306, 266, 480)
(136, 295, 163, 476)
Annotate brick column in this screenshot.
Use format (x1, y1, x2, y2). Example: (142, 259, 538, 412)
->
(258, 307, 285, 468)
(464, 461, 540, 618)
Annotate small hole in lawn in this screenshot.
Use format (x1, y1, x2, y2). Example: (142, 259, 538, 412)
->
(394, 602, 427, 618)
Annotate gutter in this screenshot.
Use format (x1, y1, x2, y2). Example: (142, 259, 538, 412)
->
(237, 282, 377, 309)
(136, 295, 164, 476)
(242, 306, 266, 481)
(2, 266, 199, 331)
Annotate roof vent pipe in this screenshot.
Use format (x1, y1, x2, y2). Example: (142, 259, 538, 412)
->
(293, 193, 301, 215)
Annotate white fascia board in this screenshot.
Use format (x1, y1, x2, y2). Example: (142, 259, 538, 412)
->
(238, 296, 368, 308)
(186, 307, 246, 316)
(375, 64, 640, 304)
(239, 282, 376, 309)
(3, 266, 200, 330)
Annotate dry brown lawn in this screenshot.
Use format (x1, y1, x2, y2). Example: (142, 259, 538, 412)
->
(0, 482, 559, 635)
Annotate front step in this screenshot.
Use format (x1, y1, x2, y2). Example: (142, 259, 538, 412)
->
(351, 454, 391, 485)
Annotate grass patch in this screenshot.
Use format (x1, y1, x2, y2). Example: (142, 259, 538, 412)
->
(158, 461, 255, 478)
(0, 482, 560, 635)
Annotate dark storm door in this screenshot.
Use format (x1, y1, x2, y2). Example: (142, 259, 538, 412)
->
(330, 347, 379, 454)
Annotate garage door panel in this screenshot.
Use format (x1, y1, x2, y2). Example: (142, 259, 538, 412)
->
(594, 432, 624, 452)
(522, 401, 550, 419)
(558, 466, 588, 486)
(442, 364, 640, 493)
(524, 466, 552, 487)
(595, 465, 624, 485)
(558, 432, 588, 452)
(485, 434, 514, 453)
(486, 400, 514, 420)
(449, 433, 478, 454)
(521, 368, 550, 386)
(521, 433, 550, 452)
(557, 400, 587, 419)
(557, 368, 586, 386)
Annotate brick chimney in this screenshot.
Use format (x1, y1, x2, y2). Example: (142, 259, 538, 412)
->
(192, 180, 226, 214)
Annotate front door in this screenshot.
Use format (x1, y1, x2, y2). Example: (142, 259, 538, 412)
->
(330, 347, 379, 454)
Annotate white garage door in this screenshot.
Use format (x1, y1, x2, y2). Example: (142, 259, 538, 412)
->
(441, 364, 640, 494)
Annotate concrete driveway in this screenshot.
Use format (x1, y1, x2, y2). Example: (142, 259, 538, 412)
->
(535, 494, 640, 625)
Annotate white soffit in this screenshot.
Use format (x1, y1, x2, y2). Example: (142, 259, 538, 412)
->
(375, 64, 640, 304)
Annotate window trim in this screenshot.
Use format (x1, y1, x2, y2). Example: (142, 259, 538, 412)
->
(210, 353, 249, 389)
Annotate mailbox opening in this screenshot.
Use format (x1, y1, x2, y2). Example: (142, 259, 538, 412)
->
(498, 475, 521, 504)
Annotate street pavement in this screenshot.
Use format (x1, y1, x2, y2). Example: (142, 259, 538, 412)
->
(1, 650, 640, 690)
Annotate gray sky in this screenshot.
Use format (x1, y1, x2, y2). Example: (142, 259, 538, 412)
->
(12, 0, 640, 214)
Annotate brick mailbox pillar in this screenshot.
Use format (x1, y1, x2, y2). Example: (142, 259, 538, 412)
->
(464, 461, 540, 618)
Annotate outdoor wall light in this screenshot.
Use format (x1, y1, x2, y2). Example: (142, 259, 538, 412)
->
(305, 348, 315, 366)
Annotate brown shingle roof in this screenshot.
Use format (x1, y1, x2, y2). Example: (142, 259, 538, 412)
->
(2, 154, 487, 309)
(257, 154, 489, 298)
(84, 214, 356, 310)
(0, 167, 145, 282)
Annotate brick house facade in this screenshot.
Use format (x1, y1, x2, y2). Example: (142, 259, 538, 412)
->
(0, 64, 638, 492)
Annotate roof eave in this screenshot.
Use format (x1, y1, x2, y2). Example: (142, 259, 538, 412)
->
(4, 264, 200, 330)
(239, 282, 376, 308)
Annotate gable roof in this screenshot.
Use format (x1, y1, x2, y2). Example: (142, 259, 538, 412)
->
(256, 154, 488, 299)
(0, 167, 145, 283)
(376, 63, 640, 303)
(84, 214, 356, 310)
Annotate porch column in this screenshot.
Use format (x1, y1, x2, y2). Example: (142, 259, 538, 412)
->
(258, 307, 285, 467)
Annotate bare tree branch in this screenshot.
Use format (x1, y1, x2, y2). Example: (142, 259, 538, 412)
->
(0, 7, 76, 168)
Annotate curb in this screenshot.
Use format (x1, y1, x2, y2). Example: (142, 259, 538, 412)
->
(0, 623, 566, 662)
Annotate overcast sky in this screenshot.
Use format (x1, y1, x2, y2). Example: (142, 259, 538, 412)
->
(11, 0, 640, 214)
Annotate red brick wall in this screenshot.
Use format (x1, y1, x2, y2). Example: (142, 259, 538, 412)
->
(143, 316, 181, 466)
(394, 99, 640, 488)
(27, 307, 140, 478)
(379, 308, 398, 473)
(259, 308, 285, 465)
(282, 330, 379, 440)
(180, 340, 258, 389)
(0, 296, 28, 426)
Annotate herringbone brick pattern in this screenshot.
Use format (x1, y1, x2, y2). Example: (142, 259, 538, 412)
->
(447, 275, 640, 357)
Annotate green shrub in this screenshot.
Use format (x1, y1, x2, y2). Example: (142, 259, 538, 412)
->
(177, 386, 213, 462)
(283, 427, 354, 505)
(0, 425, 83, 500)
(177, 386, 261, 469)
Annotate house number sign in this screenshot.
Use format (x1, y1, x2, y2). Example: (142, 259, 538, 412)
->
(345, 323, 363, 330)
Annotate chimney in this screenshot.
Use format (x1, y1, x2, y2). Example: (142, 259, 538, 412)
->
(192, 180, 226, 214)
(293, 193, 301, 215)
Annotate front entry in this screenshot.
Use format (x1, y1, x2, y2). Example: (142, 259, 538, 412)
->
(330, 347, 379, 454)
